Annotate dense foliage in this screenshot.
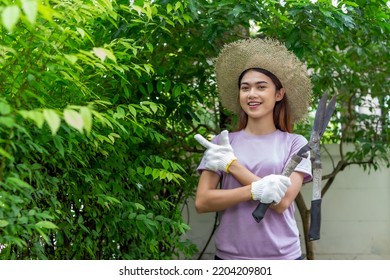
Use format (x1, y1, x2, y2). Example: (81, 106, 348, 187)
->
(0, 0, 388, 259)
(0, 0, 200, 259)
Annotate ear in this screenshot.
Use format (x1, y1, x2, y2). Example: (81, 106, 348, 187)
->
(276, 88, 286, 101)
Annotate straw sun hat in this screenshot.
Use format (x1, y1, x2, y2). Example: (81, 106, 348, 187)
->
(215, 38, 312, 123)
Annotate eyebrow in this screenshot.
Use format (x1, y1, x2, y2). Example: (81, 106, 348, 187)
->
(240, 81, 269, 86)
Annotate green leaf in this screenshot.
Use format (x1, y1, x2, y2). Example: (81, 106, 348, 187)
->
(128, 105, 137, 118)
(80, 107, 92, 135)
(0, 116, 15, 128)
(174, 1, 182, 11)
(43, 109, 61, 135)
(19, 110, 45, 128)
(93, 47, 107, 61)
(161, 160, 170, 170)
(53, 135, 64, 157)
(167, 3, 173, 13)
(134, 203, 145, 211)
(0, 148, 13, 160)
(144, 101, 158, 114)
(36, 221, 58, 229)
(172, 84, 181, 97)
(28, 209, 36, 216)
(93, 47, 116, 63)
(144, 2, 153, 20)
(146, 42, 153, 52)
(64, 54, 78, 64)
(143, 63, 153, 74)
(145, 166, 152, 175)
(136, 214, 146, 221)
(1, 5, 20, 32)
(0, 101, 11, 115)
(19, 216, 28, 224)
(21, 0, 38, 24)
(7, 177, 33, 189)
(64, 109, 84, 133)
(152, 169, 160, 180)
(76, 27, 85, 38)
(0, 220, 9, 227)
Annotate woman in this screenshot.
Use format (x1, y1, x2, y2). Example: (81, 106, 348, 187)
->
(195, 38, 313, 260)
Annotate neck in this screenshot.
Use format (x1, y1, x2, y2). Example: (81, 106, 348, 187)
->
(244, 118, 277, 136)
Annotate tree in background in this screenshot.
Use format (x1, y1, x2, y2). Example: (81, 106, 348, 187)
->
(0, 0, 388, 259)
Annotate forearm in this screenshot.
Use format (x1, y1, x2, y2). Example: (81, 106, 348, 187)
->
(195, 170, 252, 213)
(227, 160, 260, 185)
(196, 186, 252, 213)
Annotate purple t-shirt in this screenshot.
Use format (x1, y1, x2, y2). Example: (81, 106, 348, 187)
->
(197, 129, 312, 260)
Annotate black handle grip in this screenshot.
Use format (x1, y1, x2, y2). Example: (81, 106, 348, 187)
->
(308, 199, 321, 241)
(252, 202, 271, 223)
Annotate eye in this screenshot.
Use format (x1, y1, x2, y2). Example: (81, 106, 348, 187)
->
(240, 86, 249, 91)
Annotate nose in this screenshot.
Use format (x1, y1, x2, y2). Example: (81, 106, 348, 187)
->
(247, 87, 257, 99)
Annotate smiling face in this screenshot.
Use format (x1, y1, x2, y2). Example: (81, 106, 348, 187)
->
(239, 69, 285, 124)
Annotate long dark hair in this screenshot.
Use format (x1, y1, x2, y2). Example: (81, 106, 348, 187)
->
(236, 68, 292, 133)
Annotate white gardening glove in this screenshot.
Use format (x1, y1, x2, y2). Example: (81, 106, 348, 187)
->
(194, 130, 237, 173)
(251, 175, 291, 204)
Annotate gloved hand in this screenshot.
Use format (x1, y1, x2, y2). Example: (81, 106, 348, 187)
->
(194, 130, 237, 173)
(251, 175, 291, 204)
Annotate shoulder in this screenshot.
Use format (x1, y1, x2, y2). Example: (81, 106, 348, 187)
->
(211, 130, 242, 144)
(227, 130, 242, 139)
(277, 130, 308, 145)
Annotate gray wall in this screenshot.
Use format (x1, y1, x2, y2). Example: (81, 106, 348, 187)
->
(183, 144, 390, 259)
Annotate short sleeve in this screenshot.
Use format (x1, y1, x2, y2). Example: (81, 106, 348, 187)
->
(290, 135, 312, 183)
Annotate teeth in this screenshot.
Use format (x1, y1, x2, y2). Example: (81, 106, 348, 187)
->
(248, 102, 261, 105)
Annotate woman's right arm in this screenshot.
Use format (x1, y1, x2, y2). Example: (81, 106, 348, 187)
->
(195, 170, 252, 214)
(227, 160, 260, 185)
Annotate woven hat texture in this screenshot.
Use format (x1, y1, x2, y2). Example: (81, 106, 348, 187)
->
(215, 38, 312, 123)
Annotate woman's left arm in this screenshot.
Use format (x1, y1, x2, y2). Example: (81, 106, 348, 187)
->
(270, 171, 304, 213)
(227, 160, 304, 212)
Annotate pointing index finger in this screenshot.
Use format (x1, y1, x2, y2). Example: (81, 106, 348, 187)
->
(194, 134, 214, 149)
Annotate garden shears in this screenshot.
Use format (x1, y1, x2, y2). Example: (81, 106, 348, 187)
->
(252, 92, 337, 241)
